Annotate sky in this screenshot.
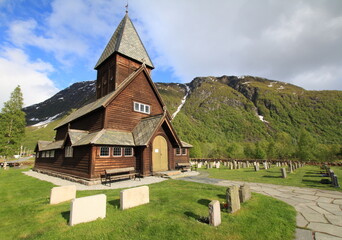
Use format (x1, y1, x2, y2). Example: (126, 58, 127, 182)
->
(0, 0, 341, 108)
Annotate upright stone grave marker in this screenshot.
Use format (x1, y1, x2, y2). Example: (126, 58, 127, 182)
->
(50, 185, 77, 204)
(209, 200, 221, 226)
(333, 175, 340, 188)
(254, 165, 259, 171)
(120, 186, 149, 210)
(226, 185, 241, 213)
(69, 194, 106, 226)
(281, 168, 287, 178)
(239, 185, 251, 203)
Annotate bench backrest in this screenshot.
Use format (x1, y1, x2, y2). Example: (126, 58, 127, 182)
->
(106, 167, 135, 174)
(177, 163, 191, 167)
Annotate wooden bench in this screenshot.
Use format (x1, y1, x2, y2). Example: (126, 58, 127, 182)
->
(102, 167, 136, 186)
(176, 163, 191, 172)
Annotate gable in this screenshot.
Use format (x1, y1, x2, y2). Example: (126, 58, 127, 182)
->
(104, 70, 164, 131)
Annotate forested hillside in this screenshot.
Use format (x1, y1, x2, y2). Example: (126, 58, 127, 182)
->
(23, 76, 341, 161)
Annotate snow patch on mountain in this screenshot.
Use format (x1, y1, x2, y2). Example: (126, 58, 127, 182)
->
(171, 85, 190, 119)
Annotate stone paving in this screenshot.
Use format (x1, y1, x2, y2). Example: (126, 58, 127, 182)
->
(179, 172, 342, 240)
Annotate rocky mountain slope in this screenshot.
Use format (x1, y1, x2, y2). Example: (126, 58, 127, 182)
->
(23, 76, 341, 159)
(23, 81, 96, 126)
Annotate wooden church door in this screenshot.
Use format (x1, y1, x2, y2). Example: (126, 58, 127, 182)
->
(152, 136, 168, 172)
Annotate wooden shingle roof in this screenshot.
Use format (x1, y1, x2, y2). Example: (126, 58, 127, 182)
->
(94, 13, 154, 69)
(133, 114, 164, 146)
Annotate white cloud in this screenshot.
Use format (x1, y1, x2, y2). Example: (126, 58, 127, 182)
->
(132, 0, 342, 90)
(0, 47, 59, 108)
(7, 0, 123, 67)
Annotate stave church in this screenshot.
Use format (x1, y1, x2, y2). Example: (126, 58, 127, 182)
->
(34, 12, 192, 183)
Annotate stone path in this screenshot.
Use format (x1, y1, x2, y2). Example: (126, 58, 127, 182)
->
(178, 172, 342, 240)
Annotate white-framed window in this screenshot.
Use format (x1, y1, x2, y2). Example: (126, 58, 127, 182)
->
(124, 147, 133, 157)
(42, 151, 46, 158)
(65, 146, 73, 158)
(100, 146, 110, 157)
(50, 150, 55, 158)
(133, 101, 151, 114)
(46, 151, 50, 158)
(182, 148, 187, 155)
(113, 147, 122, 157)
(176, 148, 181, 156)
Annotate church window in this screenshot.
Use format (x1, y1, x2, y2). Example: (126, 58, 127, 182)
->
(65, 146, 73, 158)
(133, 102, 150, 114)
(100, 146, 110, 157)
(182, 148, 187, 155)
(124, 147, 133, 157)
(176, 148, 181, 156)
(113, 147, 122, 156)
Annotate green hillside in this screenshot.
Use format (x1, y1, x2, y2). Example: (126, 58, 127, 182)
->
(22, 118, 64, 150)
(172, 76, 341, 160)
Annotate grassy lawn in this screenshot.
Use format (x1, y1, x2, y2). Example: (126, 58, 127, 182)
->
(202, 165, 342, 191)
(0, 168, 296, 240)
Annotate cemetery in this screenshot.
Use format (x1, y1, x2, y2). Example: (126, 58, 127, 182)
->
(1, 167, 298, 240)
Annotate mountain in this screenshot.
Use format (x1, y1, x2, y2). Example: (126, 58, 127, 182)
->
(22, 76, 341, 160)
(23, 80, 96, 126)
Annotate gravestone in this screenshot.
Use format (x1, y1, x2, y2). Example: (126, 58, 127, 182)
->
(209, 162, 214, 168)
(226, 185, 241, 213)
(3, 162, 8, 170)
(332, 175, 340, 188)
(69, 194, 106, 226)
(239, 185, 251, 203)
(50, 185, 77, 204)
(289, 162, 293, 173)
(281, 168, 287, 178)
(229, 162, 233, 170)
(120, 186, 149, 210)
(254, 165, 259, 171)
(209, 200, 221, 226)
(197, 162, 202, 169)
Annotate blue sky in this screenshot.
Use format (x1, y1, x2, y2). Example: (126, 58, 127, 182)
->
(0, 0, 341, 108)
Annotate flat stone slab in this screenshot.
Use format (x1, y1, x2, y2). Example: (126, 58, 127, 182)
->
(318, 203, 342, 215)
(120, 186, 149, 210)
(315, 232, 342, 240)
(317, 197, 334, 203)
(296, 213, 309, 228)
(307, 222, 342, 238)
(302, 212, 328, 223)
(295, 194, 319, 201)
(333, 199, 342, 205)
(69, 194, 106, 226)
(295, 228, 313, 240)
(50, 185, 76, 204)
(325, 214, 342, 227)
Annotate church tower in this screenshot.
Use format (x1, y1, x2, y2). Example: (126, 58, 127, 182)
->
(94, 13, 154, 99)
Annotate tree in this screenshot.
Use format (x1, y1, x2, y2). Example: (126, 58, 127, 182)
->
(0, 86, 26, 158)
(296, 129, 317, 161)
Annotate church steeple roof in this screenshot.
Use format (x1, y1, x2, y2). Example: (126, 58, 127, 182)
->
(94, 13, 154, 69)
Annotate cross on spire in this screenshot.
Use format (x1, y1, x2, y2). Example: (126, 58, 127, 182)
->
(125, 3, 128, 13)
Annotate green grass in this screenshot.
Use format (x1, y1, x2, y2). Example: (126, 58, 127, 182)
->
(0, 168, 296, 240)
(202, 165, 342, 191)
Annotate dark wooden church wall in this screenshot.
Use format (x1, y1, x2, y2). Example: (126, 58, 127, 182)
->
(115, 54, 141, 87)
(34, 146, 91, 179)
(70, 109, 104, 132)
(93, 146, 136, 178)
(55, 125, 68, 141)
(105, 71, 164, 131)
(174, 149, 190, 164)
(96, 56, 116, 99)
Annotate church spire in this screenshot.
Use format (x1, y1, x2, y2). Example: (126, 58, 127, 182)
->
(94, 13, 154, 69)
